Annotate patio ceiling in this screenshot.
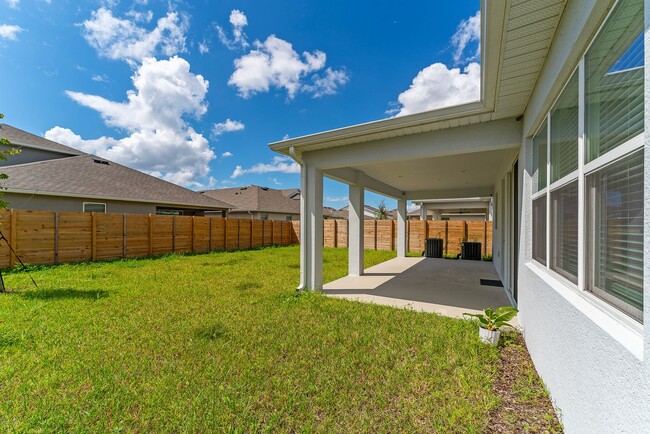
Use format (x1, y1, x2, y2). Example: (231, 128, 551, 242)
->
(347, 148, 516, 196)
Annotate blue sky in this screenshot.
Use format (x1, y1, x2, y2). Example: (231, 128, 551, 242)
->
(0, 0, 480, 210)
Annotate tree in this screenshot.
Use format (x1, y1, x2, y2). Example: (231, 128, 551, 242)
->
(374, 199, 390, 220)
(0, 113, 19, 209)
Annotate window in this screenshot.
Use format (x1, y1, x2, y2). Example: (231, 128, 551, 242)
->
(261, 213, 269, 220)
(531, 0, 644, 322)
(285, 216, 293, 221)
(550, 181, 578, 282)
(551, 72, 579, 182)
(83, 202, 106, 213)
(532, 196, 546, 265)
(587, 150, 644, 321)
(532, 120, 547, 193)
(585, 0, 643, 161)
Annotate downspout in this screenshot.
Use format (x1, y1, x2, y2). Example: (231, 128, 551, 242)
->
(289, 146, 306, 290)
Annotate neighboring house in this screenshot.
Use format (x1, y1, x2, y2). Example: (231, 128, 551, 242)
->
(336, 204, 383, 219)
(202, 185, 301, 220)
(0, 124, 232, 216)
(409, 197, 493, 221)
(269, 0, 650, 431)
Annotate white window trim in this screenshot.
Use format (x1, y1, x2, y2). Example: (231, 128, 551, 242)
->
(548, 169, 579, 193)
(526, 261, 643, 361)
(583, 133, 644, 175)
(83, 202, 106, 213)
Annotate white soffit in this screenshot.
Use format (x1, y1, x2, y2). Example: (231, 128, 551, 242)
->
(269, 0, 568, 156)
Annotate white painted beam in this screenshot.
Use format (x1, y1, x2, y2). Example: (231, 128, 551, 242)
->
(305, 118, 521, 170)
(324, 167, 404, 199)
(397, 198, 407, 257)
(406, 187, 494, 201)
(348, 184, 364, 276)
(301, 163, 323, 291)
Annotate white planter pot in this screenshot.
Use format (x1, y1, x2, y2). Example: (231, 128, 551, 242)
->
(479, 327, 500, 345)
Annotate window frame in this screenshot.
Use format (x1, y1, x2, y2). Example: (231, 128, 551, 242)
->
(529, 0, 645, 324)
(83, 202, 107, 213)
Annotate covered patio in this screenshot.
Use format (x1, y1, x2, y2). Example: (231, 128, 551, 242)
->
(324, 256, 514, 319)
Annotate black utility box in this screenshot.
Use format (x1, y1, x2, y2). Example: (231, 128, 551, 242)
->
(425, 238, 443, 258)
(461, 242, 482, 260)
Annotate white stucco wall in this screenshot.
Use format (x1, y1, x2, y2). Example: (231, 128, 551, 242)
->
(511, 1, 650, 432)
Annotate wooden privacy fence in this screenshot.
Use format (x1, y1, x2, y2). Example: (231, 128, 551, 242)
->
(0, 210, 492, 269)
(0, 210, 299, 269)
(320, 219, 492, 256)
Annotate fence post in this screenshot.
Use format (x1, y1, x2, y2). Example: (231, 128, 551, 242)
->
(333, 220, 337, 247)
(390, 220, 395, 251)
(191, 216, 196, 253)
(8, 209, 16, 268)
(209, 218, 213, 251)
(237, 219, 241, 250)
(444, 221, 448, 255)
(91, 212, 97, 261)
(148, 214, 153, 256)
(123, 213, 127, 258)
(172, 216, 176, 252)
(54, 211, 59, 265)
(372, 220, 376, 250)
(261, 220, 265, 247)
(249, 219, 253, 248)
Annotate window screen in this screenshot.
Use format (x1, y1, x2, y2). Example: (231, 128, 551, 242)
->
(532, 196, 547, 265)
(532, 120, 548, 193)
(551, 72, 579, 181)
(587, 150, 644, 321)
(585, 0, 644, 162)
(550, 181, 578, 282)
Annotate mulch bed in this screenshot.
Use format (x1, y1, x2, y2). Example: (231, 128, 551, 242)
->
(487, 332, 564, 433)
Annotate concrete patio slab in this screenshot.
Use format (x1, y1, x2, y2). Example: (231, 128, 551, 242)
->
(324, 257, 517, 322)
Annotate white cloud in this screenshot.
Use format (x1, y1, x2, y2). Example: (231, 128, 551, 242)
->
(451, 11, 480, 65)
(212, 119, 245, 136)
(198, 40, 209, 54)
(229, 35, 347, 99)
(268, 177, 282, 186)
(231, 156, 300, 178)
(390, 11, 481, 116)
(216, 9, 249, 50)
(393, 62, 480, 116)
(6, 0, 19, 9)
(91, 74, 109, 82)
(407, 202, 419, 213)
(125, 9, 154, 24)
(0, 24, 24, 40)
(221, 151, 233, 158)
(81, 7, 188, 66)
(46, 56, 215, 188)
(325, 196, 348, 203)
(303, 67, 349, 98)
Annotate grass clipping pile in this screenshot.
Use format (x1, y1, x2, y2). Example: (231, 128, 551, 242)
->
(489, 332, 563, 433)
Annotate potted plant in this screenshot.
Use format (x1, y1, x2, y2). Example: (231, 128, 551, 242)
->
(464, 306, 518, 345)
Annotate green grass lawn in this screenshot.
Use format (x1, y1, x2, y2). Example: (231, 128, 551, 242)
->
(0, 246, 552, 432)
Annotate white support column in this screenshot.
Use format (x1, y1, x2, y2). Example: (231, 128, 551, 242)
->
(299, 162, 324, 290)
(348, 183, 364, 276)
(397, 197, 407, 257)
(419, 205, 426, 221)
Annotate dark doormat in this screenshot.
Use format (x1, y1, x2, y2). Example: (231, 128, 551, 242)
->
(480, 279, 504, 287)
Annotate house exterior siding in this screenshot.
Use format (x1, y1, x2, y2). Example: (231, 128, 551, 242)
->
(508, 0, 650, 431)
(4, 193, 210, 216)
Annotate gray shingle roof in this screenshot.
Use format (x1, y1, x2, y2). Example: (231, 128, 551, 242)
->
(0, 123, 84, 156)
(3, 154, 233, 210)
(201, 186, 300, 214)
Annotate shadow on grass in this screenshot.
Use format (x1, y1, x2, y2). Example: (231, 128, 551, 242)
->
(195, 323, 228, 340)
(0, 332, 22, 348)
(1, 245, 298, 274)
(20, 288, 109, 301)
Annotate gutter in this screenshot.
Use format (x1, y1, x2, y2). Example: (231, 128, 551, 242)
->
(289, 146, 306, 291)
